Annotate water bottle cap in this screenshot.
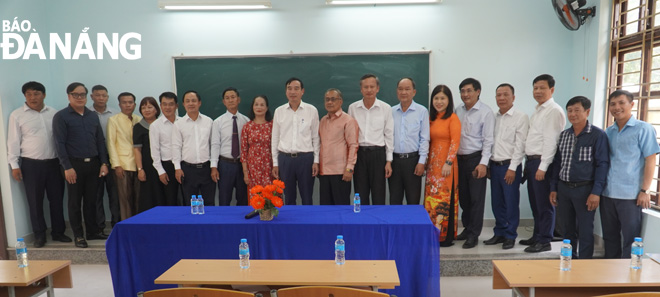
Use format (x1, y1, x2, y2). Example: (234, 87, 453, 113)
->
(337, 235, 343, 239)
(355, 193, 360, 197)
(191, 195, 196, 198)
(240, 238, 247, 243)
(563, 239, 570, 244)
(197, 195, 202, 198)
(17, 238, 24, 242)
(635, 237, 642, 242)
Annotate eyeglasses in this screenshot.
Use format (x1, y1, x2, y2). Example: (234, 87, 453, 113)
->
(69, 92, 87, 99)
(324, 97, 342, 102)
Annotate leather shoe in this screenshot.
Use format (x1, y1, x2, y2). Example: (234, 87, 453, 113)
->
(462, 237, 478, 249)
(456, 230, 468, 241)
(502, 239, 515, 250)
(524, 242, 551, 253)
(483, 236, 506, 245)
(52, 233, 72, 243)
(440, 241, 454, 247)
(74, 237, 88, 248)
(33, 237, 46, 248)
(519, 237, 537, 246)
(86, 233, 109, 240)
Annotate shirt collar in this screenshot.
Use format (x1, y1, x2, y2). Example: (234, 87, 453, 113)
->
(394, 101, 417, 112)
(536, 98, 555, 110)
(461, 100, 482, 111)
(329, 110, 343, 119)
(67, 104, 90, 115)
(286, 101, 305, 110)
(357, 98, 381, 110)
(570, 120, 593, 135)
(497, 106, 515, 116)
(22, 103, 48, 113)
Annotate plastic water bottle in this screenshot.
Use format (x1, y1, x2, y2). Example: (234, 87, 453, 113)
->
(631, 237, 643, 270)
(239, 238, 250, 269)
(197, 195, 205, 215)
(190, 195, 198, 214)
(335, 235, 345, 265)
(353, 193, 361, 213)
(16, 238, 28, 268)
(560, 239, 572, 271)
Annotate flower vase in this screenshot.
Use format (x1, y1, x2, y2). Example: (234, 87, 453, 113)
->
(260, 209, 274, 221)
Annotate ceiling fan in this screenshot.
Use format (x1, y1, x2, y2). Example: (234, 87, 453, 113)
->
(552, 0, 596, 31)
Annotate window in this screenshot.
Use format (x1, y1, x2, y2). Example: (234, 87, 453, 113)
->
(608, 0, 660, 207)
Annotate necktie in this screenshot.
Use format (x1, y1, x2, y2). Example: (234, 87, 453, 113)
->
(231, 115, 239, 159)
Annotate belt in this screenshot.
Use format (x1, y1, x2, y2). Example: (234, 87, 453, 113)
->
(358, 146, 385, 152)
(457, 151, 481, 160)
(526, 155, 542, 161)
(561, 180, 594, 188)
(280, 151, 312, 158)
(220, 156, 241, 163)
(22, 157, 58, 163)
(181, 161, 210, 169)
(490, 159, 511, 166)
(70, 156, 99, 163)
(393, 152, 419, 159)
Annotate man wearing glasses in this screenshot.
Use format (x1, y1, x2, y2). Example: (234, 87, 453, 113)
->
(318, 88, 359, 205)
(53, 82, 109, 248)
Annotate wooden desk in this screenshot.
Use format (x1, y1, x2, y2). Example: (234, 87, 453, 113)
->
(493, 259, 660, 297)
(155, 259, 400, 292)
(0, 260, 72, 297)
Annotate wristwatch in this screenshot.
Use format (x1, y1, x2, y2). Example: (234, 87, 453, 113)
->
(138, 167, 143, 171)
(346, 168, 354, 173)
(445, 160, 453, 166)
(640, 189, 652, 195)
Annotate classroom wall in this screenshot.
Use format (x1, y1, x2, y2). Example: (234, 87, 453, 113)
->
(0, 0, 610, 241)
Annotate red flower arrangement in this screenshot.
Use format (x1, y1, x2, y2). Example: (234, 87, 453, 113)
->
(249, 179, 285, 217)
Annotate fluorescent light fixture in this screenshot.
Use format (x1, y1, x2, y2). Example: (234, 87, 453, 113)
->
(327, 0, 441, 5)
(159, 0, 271, 10)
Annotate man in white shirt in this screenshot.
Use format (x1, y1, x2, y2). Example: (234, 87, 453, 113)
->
(90, 85, 119, 233)
(8, 81, 71, 248)
(211, 87, 249, 206)
(521, 74, 566, 253)
(484, 83, 528, 250)
(348, 74, 394, 205)
(271, 78, 320, 205)
(149, 92, 180, 206)
(172, 90, 216, 205)
(455, 78, 495, 249)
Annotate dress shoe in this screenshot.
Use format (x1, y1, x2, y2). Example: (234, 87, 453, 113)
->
(440, 241, 454, 247)
(74, 237, 88, 248)
(483, 236, 506, 245)
(462, 237, 478, 249)
(52, 233, 72, 243)
(524, 242, 551, 253)
(502, 239, 515, 250)
(33, 237, 46, 248)
(87, 233, 109, 240)
(455, 230, 468, 241)
(519, 237, 537, 246)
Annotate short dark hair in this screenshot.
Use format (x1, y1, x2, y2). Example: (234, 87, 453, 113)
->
(22, 81, 45, 95)
(66, 82, 88, 95)
(496, 83, 515, 95)
(360, 74, 380, 86)
(397, 77, 416, 89)
(430, 84, 455, 121)
(139, 96, 161, 118)
(159, 91, 178, 104)
(222, 87, 239, 98)
(183, 90, 201, 102)
(608, 89, 634, 103)
(248, 95, 273, 122)
(92, 85, 107, 93)
(118, 92, 136, 102)
(533, 74, 555, 88)
(459, 78, 481, 92)
(325, 88, 343, 100)
(566, 96, 591, 110)
(285, 77, 304, 89)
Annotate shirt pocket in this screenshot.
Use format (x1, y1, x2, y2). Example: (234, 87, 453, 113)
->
(404, 117, 421, 136)
(466, 121, 483, 137)
(501, 125, 516, 143)
(578, 146, 592, 162)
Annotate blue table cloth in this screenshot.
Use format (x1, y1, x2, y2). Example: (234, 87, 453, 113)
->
(106, 205, 440, 297)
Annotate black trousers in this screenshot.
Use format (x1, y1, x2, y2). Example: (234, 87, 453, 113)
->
(161, 161, 180, 206)
(557, 181, 595, 259)
(180, 161, 216, 206)
(319, 175, 351, 205)
(21, 158, 66, 237)
(354, 147, 386, 205)
(388, 155, 422, 205)
(96, 164, 119, 229)
(457, 154, 487, 239)
(278, 152, 315, 205)
(600, 196, 642, 259)
(68, 158, 101, 238)
(217, 159, 248, 206)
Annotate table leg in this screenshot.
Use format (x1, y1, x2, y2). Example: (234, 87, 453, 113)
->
(46, 275, 55, 297)
(512, 287, 522, 297)
(8, 286, 15, 297)
(371, 286, 378, 292)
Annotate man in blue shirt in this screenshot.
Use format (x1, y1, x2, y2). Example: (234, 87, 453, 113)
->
(455, 78, 495, 249)
(53, 82, 110, 248)
(601, 90, 659, 259)
(389, 78, 430, 205)
(549, 96, 609, 259)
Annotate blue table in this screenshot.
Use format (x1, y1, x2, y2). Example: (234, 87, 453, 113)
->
(106, 205, 440, 297)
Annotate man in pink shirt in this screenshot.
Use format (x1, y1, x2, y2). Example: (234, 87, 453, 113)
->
(318, 88, 359, 205)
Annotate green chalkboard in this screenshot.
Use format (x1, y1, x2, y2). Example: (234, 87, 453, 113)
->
(173, 53, 430, 119)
